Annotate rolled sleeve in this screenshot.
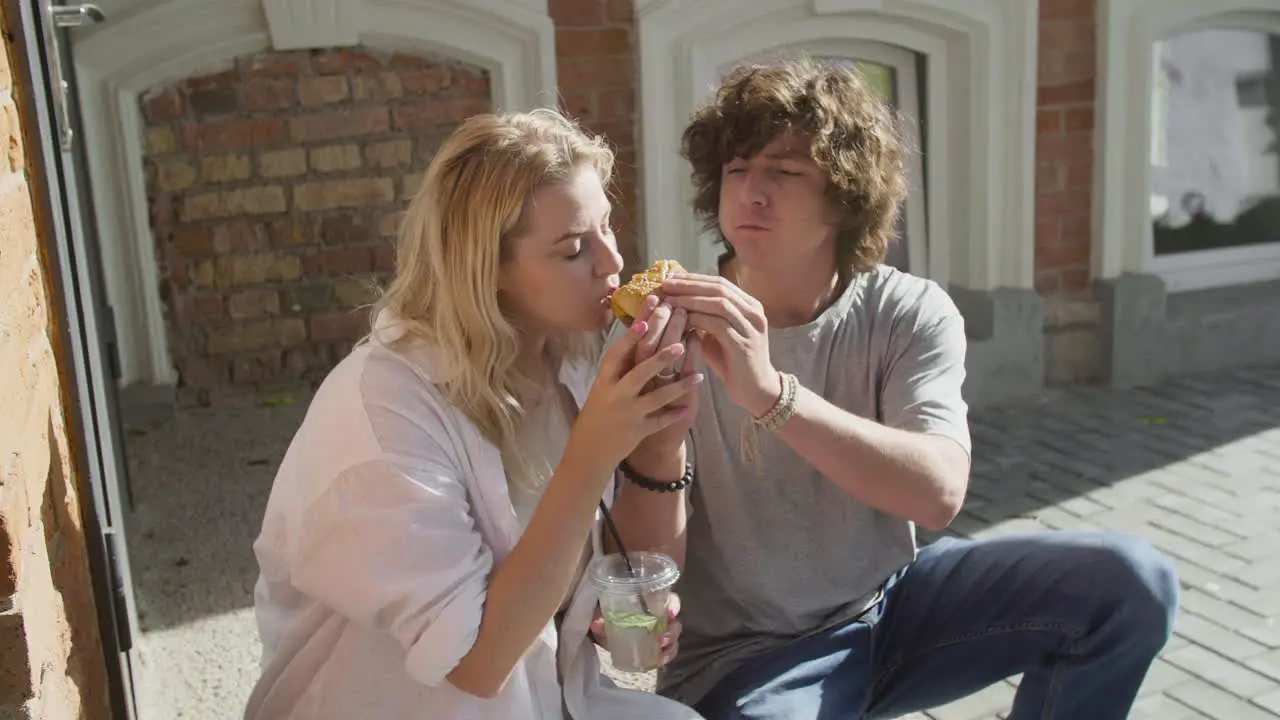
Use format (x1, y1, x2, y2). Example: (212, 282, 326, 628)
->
(290, 456, 491, 688)
(880, 288, 972, 456)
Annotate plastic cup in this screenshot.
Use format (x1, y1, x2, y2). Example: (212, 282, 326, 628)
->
(588, 551, 680, 673)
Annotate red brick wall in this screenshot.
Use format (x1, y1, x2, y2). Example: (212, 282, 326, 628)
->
(1035, 0, 1103, 383)
(1034, 0, 1096, 296)
(0, 11, 110, 719)
(550, 0, 643, 272)
(141, 48, 491, 388)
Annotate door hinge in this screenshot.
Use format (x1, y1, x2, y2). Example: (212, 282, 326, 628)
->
(104, 533, 133, 653)
(51, 4, 105, 28)
(99, 304, 121, 381)
(41, 3, 105, 150)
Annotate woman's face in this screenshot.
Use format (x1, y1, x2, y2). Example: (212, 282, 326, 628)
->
(499, 165, 624, 337)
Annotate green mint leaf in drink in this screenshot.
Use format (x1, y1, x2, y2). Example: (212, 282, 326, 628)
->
(603, 610, 660, 632)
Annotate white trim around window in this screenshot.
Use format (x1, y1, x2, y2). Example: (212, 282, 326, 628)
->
(1095, 1, 1280, 293)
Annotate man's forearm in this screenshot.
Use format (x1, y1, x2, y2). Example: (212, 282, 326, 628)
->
(770, 385, 969, 531)
(607, 443, 688, 568)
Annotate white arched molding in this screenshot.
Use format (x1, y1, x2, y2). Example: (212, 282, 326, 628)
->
(635, 0, 1039, 293)
(71, 0, 556, 386)
(1094, 0, 1280, 291)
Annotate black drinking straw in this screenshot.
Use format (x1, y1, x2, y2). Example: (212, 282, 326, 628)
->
(596, 319, 656, 617)
(597, 499, 655, 616)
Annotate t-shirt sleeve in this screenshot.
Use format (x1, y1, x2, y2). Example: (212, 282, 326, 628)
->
(879, 283, 972, 455)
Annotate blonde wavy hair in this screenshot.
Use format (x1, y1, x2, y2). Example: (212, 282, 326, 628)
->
(371, 109, 614, 465)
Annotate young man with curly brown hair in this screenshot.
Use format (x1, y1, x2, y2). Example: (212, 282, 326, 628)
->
(633, 57, 1180, 719)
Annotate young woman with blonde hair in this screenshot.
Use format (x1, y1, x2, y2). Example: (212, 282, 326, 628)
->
(244, 109, 705, 720)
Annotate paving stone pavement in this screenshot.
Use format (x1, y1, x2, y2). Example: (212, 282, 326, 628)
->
(903, 367, 1280, 720)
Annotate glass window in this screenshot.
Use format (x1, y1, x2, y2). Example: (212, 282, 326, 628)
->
(826, 57, 896, 102)
(1150, 29, 1280, 257)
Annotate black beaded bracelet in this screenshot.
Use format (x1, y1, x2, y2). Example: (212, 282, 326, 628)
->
(618, 459, 694, 492)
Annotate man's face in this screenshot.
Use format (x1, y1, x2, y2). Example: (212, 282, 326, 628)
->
(717, 133, 839, 271)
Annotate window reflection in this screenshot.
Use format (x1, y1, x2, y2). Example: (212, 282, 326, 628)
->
(1151, 29, 1280, 256)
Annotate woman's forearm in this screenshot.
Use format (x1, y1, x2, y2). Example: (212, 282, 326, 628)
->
(608, 443, 689, 568)
(446, 444, 612, 698)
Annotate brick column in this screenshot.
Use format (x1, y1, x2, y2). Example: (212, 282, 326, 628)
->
(1036, 0, 1096, 295)
(1036, 0, 1103, 383)
(550, 0, 643, 271)
(0, 10, 111, 719)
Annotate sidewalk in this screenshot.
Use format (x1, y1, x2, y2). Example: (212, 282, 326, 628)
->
(914, 367, 1280, 720)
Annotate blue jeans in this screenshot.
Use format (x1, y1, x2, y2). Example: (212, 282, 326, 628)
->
(691, 531, 1180, 720)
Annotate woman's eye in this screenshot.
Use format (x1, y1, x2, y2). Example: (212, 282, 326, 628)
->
(565, 245, 583, 260)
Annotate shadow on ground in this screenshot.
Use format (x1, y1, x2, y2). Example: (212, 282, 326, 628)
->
(921, 367, 1280, 544)
(122, 386, 312, 633)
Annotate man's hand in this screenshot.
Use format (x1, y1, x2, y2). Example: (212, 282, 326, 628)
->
(661, 273, 781, 418)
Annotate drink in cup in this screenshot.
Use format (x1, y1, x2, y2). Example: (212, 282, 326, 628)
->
(588, 551, 679, 673)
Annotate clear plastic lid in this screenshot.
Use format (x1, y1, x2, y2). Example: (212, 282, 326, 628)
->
(588, 551, 680, 595)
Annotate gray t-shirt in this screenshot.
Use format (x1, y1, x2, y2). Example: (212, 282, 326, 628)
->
(657, 265, 972, 706)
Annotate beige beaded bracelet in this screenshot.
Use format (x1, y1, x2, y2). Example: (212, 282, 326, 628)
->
(740, 371, 799, 468)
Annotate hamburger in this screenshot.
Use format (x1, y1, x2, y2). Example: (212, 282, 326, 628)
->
(608, 259, 687, 326)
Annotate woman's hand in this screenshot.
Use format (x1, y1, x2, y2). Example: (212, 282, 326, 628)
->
(589, 593, 683, 668)
(567, 319, 705, 468)
(661, 273, 780, 418)
(628, 295, 702, 460)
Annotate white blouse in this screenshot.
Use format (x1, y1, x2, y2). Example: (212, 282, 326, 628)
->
(506, 383, 591, 614)
(243, 318, 705, 720)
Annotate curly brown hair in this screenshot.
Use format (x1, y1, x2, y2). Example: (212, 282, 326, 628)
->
(681, 55, 909, 277)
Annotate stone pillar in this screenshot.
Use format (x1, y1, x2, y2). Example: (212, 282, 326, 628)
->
(0, 11, 111, 719)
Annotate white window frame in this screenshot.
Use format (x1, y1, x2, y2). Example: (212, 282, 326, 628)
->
(71, 0, 557, 387)
(1095, 2, 1280, 293)
(716, 42, 928, 278)
(636, 0, 1041, 293)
